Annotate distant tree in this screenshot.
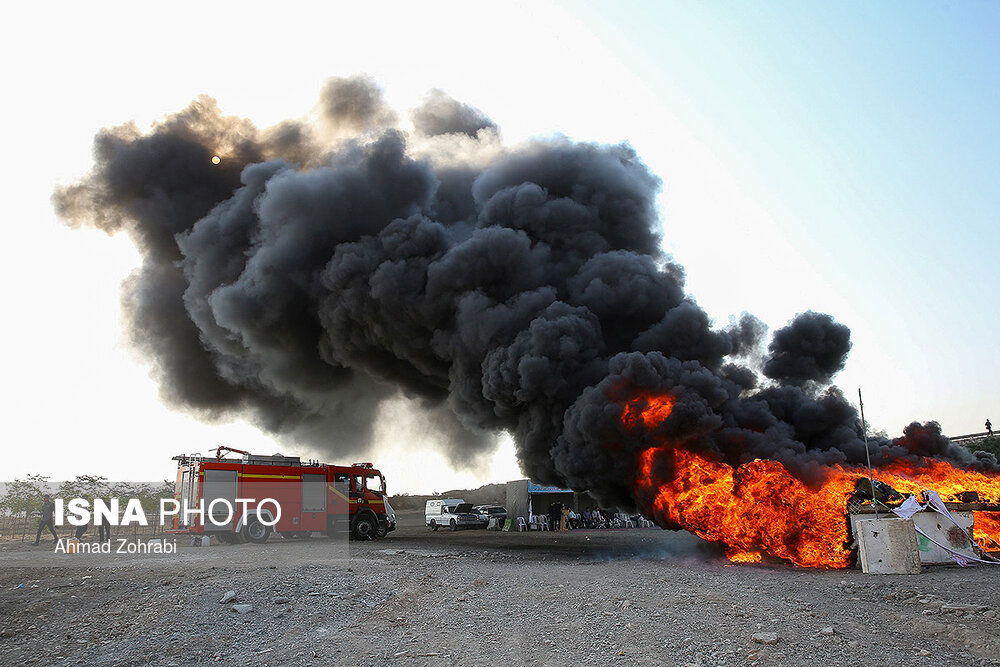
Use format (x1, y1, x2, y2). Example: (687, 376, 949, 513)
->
(105, 480, 175, 536)
(112, 480, 174, 512)
(0, 474, 51, 540)
(149, 479, 175, 502)
(0, 474, 50, 517)
(58, 475, 110, 499)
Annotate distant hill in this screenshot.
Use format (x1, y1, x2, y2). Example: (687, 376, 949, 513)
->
(389, 482, 507, 511)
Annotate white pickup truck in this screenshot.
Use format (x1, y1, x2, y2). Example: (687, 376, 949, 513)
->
(425, 499, 482, 531)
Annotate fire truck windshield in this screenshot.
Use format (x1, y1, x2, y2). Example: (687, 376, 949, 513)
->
(366, 473, 384, 496)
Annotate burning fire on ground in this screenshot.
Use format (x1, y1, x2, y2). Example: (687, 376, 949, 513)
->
(627, 394, 1000, 568)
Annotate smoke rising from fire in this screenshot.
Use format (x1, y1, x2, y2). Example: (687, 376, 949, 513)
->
(55, 76, 997, 507)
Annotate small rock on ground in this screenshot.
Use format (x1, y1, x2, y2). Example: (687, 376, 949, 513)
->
(752, 632, 780, 645)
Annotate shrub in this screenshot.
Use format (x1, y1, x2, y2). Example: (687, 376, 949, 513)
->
(969, 436, 1000, 460)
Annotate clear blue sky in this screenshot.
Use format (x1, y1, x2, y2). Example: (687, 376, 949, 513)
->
(570, 0, 1000, 434)
(578, 1, 999, 300)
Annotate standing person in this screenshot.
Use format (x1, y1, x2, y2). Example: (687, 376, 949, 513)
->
(32, 495, 58, 545)
(97, 510, 112, 542)
(987, 419, 993, 436)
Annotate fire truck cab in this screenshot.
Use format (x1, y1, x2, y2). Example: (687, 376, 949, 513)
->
(170, 447, 393, 542)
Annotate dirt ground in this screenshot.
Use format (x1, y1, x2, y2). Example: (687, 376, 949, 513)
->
(1, 511, 998, 667)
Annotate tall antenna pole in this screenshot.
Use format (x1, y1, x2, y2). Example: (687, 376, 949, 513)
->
(858, 388, 878, 519)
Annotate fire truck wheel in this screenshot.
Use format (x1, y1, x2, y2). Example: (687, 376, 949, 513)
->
(430, 520, 439, 531)
(450, 519, 457, 531)
(241, 518, 271, 544)
(352, 513, 377, 541)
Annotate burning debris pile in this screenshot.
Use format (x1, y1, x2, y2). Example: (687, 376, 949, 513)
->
(629, 395, 1000, 567)
(56, 76, 999, 566)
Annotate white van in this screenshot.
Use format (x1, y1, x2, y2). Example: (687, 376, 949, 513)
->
(425, 499, 481, 531)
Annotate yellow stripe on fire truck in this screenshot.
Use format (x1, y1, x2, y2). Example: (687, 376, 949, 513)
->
(238, 473, 303, 480)
(196, 472, 304, 480)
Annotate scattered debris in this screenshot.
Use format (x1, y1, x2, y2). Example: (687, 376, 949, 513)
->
(940, 604, 986, 614)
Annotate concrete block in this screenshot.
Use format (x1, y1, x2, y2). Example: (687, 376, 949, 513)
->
(850, 510, 976, 564)
(856, 517, 921, 574)
(912, 511, 975, 564)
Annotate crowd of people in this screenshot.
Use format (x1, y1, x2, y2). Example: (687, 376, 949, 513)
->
(545, 502, 642, 530)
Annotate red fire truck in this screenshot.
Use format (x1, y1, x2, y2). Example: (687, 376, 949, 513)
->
(169, 446, 394, 542)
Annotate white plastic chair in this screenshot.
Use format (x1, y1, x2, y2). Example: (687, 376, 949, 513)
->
(517, 516, 528, 532)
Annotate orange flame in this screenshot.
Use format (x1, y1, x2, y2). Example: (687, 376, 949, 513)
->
(627, 393, 1000, 568)
(976, 513, 1000, 552)
(623, 393, 676, 430)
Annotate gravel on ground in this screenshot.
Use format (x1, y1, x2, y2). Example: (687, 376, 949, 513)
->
(1, 511, 998, 667)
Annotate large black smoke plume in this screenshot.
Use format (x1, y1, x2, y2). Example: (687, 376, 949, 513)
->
(55, 76, 996, 506)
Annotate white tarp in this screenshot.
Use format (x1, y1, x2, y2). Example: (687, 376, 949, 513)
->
(891, 490, 998, 566)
